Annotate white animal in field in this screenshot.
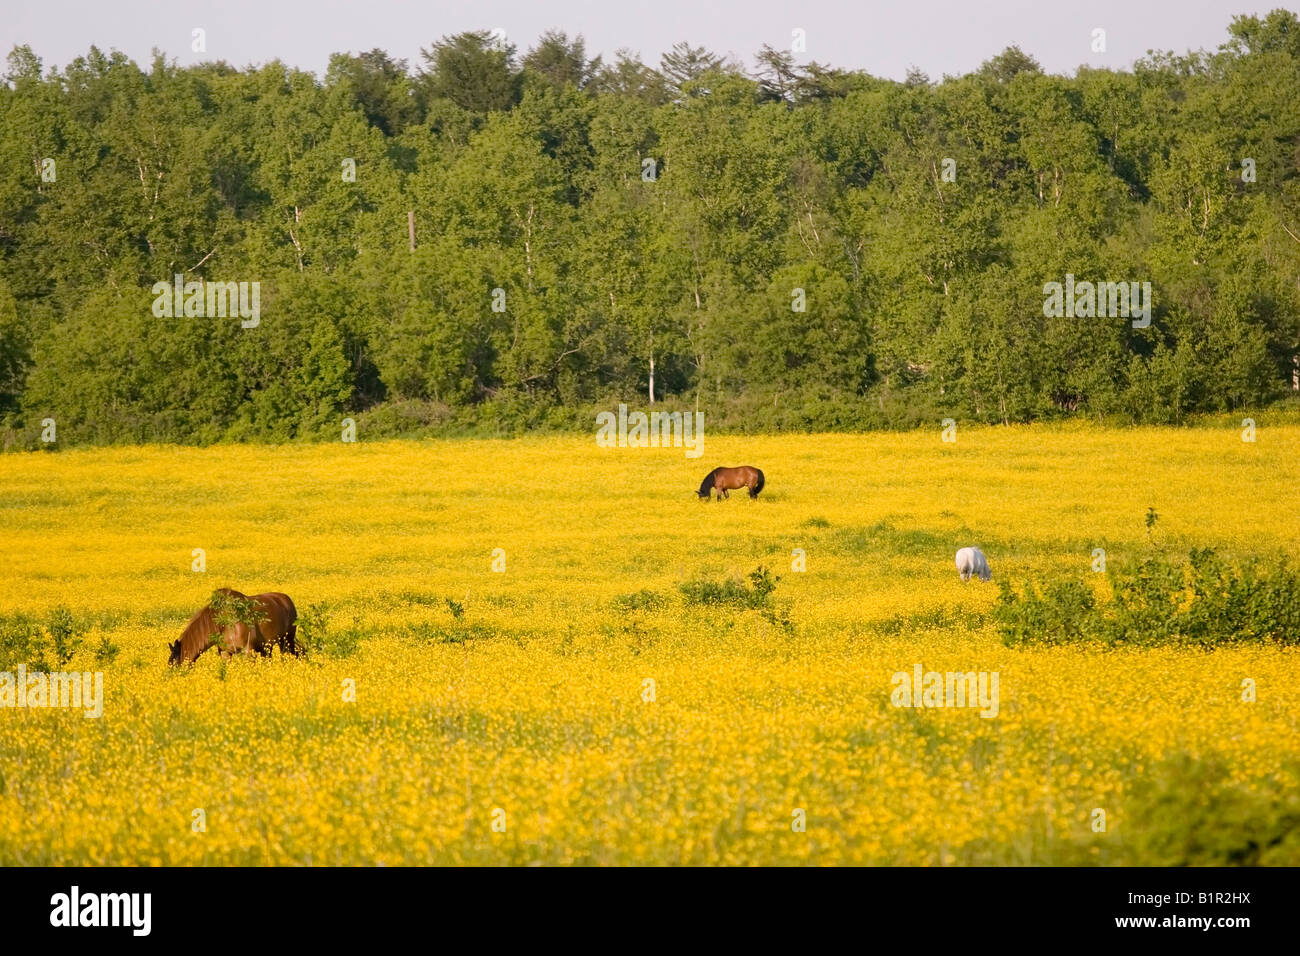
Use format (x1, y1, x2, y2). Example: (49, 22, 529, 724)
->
(955, 546, 991, 582)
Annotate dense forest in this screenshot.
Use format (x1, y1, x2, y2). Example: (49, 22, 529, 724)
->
(1, 11, 1299, 445)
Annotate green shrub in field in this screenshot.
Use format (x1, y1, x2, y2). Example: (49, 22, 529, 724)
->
(680, 566, 792, 632)
(0, 606, 87, 670)
(679, 577, 753, 608)
(296, 603, 362, 659)
(45, 605, 83, 666)
(1160, 548, 1300, 645)
(402, 596, 495, 645)
(681, 566, 773, 609)
(995, 548, 1300, 647)
(1053, 756, 1300, 865)
(0, 613, 47, 670)
(613, 589, 668, 612)
(405, 620, 495, 645)
(209, 590, 267, 633)
(1116, 756, 1300, 865)
(994, 579, 1097, 646)
(92, 633, 120, 666)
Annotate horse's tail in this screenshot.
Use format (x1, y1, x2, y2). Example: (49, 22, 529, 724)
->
(698, 468, 718, 497)
(753, 469, 765, 496)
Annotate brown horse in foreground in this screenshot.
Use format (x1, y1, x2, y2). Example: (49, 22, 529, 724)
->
(168, 588, 298, 665)
(697, 465, 765, 501)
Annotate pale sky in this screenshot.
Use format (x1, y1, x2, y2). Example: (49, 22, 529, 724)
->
(2, 0, 1293, 81)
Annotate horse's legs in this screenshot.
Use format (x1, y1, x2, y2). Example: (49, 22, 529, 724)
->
(282, 623, 298, 656)
(721, 488, 729, 500)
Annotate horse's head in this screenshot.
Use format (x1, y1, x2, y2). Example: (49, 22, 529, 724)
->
(697, 468, 717, 499)
(167, 639, 184, 666)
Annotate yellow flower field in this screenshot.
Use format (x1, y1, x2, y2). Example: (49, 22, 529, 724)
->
(1, 425, 1298, 865)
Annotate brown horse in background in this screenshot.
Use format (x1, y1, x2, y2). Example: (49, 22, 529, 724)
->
(168, 588, 298, 665)
(697, 466, 765, 501)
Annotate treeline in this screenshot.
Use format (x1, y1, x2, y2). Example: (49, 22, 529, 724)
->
(1, 12, 1300, 445)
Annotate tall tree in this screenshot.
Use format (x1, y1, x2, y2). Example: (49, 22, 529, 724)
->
(419, 31, 521, 114)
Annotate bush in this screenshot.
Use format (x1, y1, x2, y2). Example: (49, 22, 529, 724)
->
(994, 548, 1300, 647)
(994, 579, 1097, 646)
(679, 577, 753, 608)
(1054, 756, 1300, 865)
(0, 613, 47, 670)
(45, 605, 82, 667)
(613, 589, 668, 612)
(405, 596, 496, 645)
(92, 634, 120, 666)
(1117, 756, 1300, 865)
(0, 606, 88, 669)
(296, 603, 362, 659)
(680, 566, 792, 632)
(209, 590, 267, 632)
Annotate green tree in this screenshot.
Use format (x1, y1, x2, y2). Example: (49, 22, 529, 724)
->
(418, 31, 521, 114)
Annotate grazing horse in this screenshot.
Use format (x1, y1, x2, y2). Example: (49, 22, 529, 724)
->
(168, 588, 298, 665)
(955, 547, 991, 582)
(697, 466, 765, 501)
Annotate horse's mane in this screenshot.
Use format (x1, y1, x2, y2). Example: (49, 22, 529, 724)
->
(698, 467, 719, 495)
(177, 588, 244, 658)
